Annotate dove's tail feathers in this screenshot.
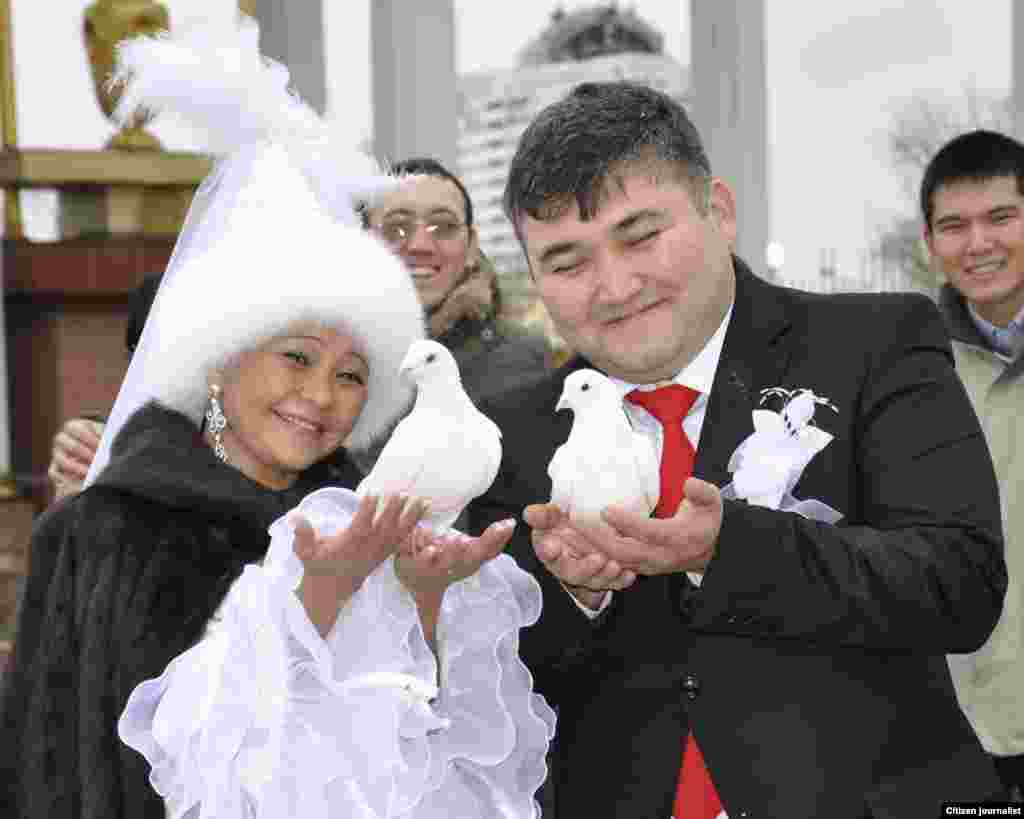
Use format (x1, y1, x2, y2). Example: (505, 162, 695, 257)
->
(111, 17, 394, 227)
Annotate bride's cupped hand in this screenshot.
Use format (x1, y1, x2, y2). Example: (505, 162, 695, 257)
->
(395, 517, 518, 599)
(292, 493, 429, 635)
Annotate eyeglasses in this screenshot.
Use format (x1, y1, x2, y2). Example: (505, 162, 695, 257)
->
(372, 216, 467, 246)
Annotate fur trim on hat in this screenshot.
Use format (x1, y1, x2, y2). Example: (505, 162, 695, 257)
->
(145, 148, 425, 451)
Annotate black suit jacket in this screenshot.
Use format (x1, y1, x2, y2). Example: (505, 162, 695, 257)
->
(470, 261, 1007, 818)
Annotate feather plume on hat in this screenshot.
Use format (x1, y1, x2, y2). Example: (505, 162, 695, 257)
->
(111, 16, 395, 225)
(87, 18, 425, 483)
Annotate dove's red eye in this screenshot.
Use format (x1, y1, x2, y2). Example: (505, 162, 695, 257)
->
(581, 383, 590, 392)
(426, 353, 437, 364)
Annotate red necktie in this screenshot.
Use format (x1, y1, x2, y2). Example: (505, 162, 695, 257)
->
(626, 385, 724, 819)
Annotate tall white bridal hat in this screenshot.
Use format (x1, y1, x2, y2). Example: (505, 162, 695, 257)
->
(86, 17, 425, 484)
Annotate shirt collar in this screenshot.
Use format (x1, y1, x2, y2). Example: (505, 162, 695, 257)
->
(607, 303, 734, 400)
(967, 301, 1024, 360)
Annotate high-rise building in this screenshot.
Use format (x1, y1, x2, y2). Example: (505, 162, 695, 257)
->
(457, 5, 690, 276)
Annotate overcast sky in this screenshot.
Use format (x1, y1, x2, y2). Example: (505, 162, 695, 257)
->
(8, 0, 1013, 283)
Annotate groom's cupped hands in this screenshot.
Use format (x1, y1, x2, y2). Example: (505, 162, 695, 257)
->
(525, 477, 724, 604)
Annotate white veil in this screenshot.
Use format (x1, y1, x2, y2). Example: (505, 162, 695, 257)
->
(85, 18, 424, 485)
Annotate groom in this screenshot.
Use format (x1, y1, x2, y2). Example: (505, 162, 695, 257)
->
(469, 82, 1009, 817)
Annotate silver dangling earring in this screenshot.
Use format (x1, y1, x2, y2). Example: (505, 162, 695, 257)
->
(205, 384, 229, 464)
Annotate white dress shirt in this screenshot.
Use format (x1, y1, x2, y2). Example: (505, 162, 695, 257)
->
(569, 304, 734, 616)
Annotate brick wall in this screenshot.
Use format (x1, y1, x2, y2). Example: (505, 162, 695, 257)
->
(1, 236, 175, 642)
(57, 309, 133, 422)
(4, 236, 174, 500)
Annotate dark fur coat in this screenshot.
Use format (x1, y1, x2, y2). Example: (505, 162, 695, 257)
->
(0, 403, 362, 819)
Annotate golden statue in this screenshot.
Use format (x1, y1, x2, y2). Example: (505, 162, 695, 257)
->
(83, 0, 169, 150)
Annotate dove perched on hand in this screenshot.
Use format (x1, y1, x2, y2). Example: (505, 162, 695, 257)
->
(548, 369, 660, 525)
(356, 339, 502, 531)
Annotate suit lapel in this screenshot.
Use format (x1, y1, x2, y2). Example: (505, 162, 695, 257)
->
(693, 259, 795, 488)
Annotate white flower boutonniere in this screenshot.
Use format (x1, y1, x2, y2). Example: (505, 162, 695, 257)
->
(720, 387, 843, 523)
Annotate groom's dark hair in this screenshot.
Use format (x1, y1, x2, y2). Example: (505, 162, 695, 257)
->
(503, 81, 711, 245)
(921, 129, 1024, 231)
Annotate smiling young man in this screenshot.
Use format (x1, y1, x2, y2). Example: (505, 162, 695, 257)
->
(365, 157, 552, 403)
(468, 82, 1009, 817)
(923, 130, 1024, 800)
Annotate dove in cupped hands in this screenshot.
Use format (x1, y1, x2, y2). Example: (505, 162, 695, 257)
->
(548, 369, 660, 525)
(356, 339, 503, 531)
(284, 340, 512, 635)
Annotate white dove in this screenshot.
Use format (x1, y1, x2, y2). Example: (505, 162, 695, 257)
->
(356, 339, 502, 531)
(548, 369, 660, 525)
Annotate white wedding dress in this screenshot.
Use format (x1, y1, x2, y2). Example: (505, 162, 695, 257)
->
(118, 488, 556, 819)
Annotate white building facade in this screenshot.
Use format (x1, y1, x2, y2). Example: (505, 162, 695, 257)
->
(457, 52, 690, 275)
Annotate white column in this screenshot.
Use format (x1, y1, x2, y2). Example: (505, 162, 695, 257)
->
(253, 0, 327, 114)
(371, 0, 458, 169)
(690, 0, 770, 275)
(1014, 2, 1024, 140)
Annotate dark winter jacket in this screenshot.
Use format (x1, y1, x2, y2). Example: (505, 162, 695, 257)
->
(0, 402, 361, 819)
(426, 251, 552, 403)
(439, 314, 551, 402)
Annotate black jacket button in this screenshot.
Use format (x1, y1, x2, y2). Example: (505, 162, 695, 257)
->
(677, 592, 698, 620)
(682, 674, 701, 700)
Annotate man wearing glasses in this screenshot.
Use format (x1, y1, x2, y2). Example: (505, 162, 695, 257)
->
(365, 157, 552, 402)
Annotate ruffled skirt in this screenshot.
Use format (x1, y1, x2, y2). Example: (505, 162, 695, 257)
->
(118, 487, 556, 818)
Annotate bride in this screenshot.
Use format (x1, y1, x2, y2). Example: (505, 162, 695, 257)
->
(0, 20, 553, 819)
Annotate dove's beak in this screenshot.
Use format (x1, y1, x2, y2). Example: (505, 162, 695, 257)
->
(398, 351, 416, 379)
(555, 394, 568, 413)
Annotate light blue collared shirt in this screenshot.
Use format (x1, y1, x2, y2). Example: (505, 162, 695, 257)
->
(968, 303, 1024, 361)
